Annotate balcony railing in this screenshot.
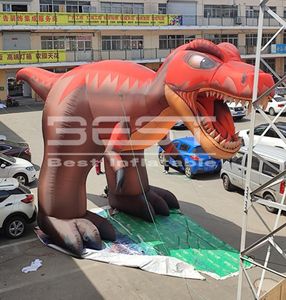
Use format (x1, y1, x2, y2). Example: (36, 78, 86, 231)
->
(0, 46, 280, 66)
(0, 12, 280, 27)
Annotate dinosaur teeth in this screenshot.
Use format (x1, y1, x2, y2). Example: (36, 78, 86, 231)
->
(210, 130, 217, 138)
(214, 134, 221, 142)
(220, 139, 226, 147)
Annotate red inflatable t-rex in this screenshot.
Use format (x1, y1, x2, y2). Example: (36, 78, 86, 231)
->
(17, 39, 274, 255)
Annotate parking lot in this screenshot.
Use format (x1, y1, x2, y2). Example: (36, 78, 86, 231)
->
(0, 99, 285, 300)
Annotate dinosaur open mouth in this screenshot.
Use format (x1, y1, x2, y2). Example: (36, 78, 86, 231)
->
(189, 89, 247, 150)
(165, 85, 254, 158)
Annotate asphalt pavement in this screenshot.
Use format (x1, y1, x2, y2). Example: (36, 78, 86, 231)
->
(0, 99, 285, 300)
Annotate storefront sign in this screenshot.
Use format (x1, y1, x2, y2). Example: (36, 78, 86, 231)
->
(0, 12, 182, 26)
(0, 50, 66, 64)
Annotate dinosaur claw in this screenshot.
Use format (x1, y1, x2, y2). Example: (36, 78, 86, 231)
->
(115, 168, 125, 192)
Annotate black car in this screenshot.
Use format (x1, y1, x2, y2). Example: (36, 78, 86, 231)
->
(0, 140, 31, 161)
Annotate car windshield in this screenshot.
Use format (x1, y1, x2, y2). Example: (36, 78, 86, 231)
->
(19, 183, 31, 194)
(274, 96, 285, 102)
(193, 146, 205, 154)
(0, 153, 16, 163)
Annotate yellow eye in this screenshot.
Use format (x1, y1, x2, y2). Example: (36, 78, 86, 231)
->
(188, 55, 216, 69)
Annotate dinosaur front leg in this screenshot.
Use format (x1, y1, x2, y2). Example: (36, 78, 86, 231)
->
(104, 151, 179, 222)
(37, 102, 115, 256)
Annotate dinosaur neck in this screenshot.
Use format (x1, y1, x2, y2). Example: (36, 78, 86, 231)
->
(145, 68, 171, 117)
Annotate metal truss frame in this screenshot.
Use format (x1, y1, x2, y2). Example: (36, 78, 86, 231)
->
(237, 1, 286, 299)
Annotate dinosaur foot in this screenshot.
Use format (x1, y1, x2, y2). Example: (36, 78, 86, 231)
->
(37, 211, 116, 256)
(108, 186, 180, 222)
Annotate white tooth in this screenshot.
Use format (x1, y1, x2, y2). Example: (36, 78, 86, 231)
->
(210, 130, 216, 138)
(220, 139, 226, 147)
(206, 91, 209, 97)
(207, 128, 212, 133)
(214, 134, 221, 142)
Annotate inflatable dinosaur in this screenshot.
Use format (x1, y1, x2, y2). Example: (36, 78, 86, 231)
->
(17, 39, 274, 256)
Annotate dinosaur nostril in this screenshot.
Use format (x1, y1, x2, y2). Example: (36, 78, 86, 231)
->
(241, 73, 247, 84)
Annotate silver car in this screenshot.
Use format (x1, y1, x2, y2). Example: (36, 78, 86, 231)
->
(220, 145, 286, 213)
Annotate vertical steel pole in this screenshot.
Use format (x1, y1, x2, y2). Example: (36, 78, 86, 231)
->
(236, 1, 265, 299)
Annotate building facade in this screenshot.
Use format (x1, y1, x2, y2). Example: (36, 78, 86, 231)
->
(0, 0, 285, 99)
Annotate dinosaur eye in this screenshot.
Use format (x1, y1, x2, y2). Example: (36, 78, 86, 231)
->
(188, 55, 216, 69)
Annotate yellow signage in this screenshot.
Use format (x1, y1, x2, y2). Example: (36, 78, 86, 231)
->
(0, 50, 66, 65)
(0, 12, 182, 26)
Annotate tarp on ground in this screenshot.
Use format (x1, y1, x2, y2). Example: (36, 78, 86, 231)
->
(36, 207, 252, 280)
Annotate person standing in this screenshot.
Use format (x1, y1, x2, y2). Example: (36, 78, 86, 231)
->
(95, 159, 104, 175)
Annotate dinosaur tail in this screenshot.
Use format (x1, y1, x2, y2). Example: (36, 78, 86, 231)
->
(16, 67, 62, 101)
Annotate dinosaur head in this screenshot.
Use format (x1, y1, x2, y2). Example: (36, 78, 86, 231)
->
(164, 39, 274, 159)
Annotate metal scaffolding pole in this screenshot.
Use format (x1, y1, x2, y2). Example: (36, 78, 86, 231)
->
(237, 1, 286, 299)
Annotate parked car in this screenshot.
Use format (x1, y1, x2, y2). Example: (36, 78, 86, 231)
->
(158, 136, 221, 178)
(239, 122, 286, 149)
(0, 135, 6, 141)
(0, 140, 31, 161)
(265, 94, 286, 116)
(0, 178, 36, 238)
(227, 101, 246, 120)
(0, 153, 36, 185)
(220, 145, 286, 213)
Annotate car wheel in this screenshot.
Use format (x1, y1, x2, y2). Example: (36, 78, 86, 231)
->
(263, 193, 278, 213)
(4, 216, 26, 239)
(14, 173, 28, 185)
(185, 165, 194, 179)
(269, 108, 276, 116)
(158, 151, 165, 165)
(222, 174, 233, 191)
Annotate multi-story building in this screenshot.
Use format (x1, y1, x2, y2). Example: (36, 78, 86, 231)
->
(0, 0, 284, 99)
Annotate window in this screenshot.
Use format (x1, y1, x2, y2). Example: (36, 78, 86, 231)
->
(40, 0, 90, 12)
(231, 152, 243, 165)
(3, 4, 28, 12)
(251, 157, 260, 171)
(159, 35, 195, 49)
(179, 144, 189, 152)
(204, 5, 238, 18)
(244, 155, 260, 170)
(246, 34, 257, 47)
(100, 2, 144, 14)
(246, 6, 259, 18)
(0, 190, 9, 202)
(262, 162, 280, 177)
(102, 36, 143, 50)
(3, 4, 11, 12)
(41, 36, 65, 49)
(265, 128, 279, 138)
(254, 126, 266, 136)
(193, 146, 204, 154)
(41, 35, 91, 51)
(203, 34, 238, 47)
(158, 3, 166, 14)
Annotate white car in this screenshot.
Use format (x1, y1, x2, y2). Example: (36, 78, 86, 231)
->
(265, 94, 286, 116)
(0, 178, 36, 238)
(227, 102, 246, 120)
(0, 153, 36, 185)
(0, 135, 6, 141)
(239, 122, 286, 149)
